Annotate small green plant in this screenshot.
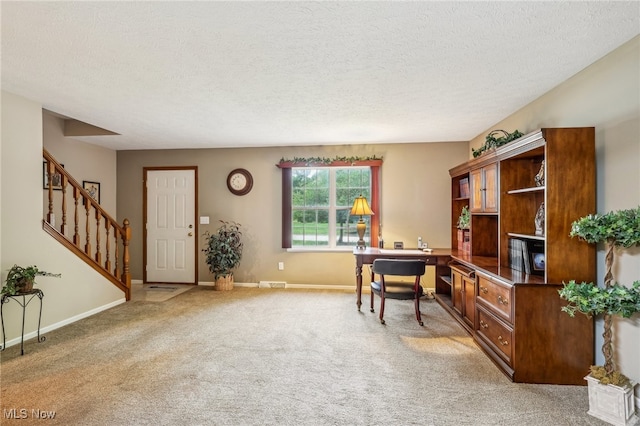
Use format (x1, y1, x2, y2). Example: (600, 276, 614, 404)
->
(559, 206, 640, 385)
(457, 205, 470, 230)
(202, 221, 243, 280)
(2, 265, 61, 296)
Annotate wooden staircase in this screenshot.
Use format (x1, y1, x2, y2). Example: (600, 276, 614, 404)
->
(42, 149, 131, 300)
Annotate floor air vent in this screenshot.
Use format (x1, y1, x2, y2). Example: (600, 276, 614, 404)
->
(258, 281, 287, 288)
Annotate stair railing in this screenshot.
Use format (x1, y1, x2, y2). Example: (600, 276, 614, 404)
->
(42, 150, 131, 300)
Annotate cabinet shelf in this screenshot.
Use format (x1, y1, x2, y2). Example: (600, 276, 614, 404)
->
(507, 232, 545, 241)
(507, 186, 545, 194)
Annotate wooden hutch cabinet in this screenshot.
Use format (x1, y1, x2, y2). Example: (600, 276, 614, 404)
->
(436, 127, 596, 385)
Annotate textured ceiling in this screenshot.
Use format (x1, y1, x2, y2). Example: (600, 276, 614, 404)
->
(2, 2, 639, 150)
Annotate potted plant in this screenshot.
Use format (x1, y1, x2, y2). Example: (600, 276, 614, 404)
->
(559, 206, 640, 425)
(1, 265, 61, 296)
(202, 220, 243, 291)
(457, 205, 470, 254)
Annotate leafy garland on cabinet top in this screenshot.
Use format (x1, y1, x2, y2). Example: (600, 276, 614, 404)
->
(472, 129, 524, 158)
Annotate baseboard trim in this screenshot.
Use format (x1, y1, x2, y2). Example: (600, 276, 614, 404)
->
(1, 298, 126, 349)
(197, 281, 435, 294)
(198, 281, 354, 290)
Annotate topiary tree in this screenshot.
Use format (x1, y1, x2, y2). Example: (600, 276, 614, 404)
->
(559, 206, 640, 384)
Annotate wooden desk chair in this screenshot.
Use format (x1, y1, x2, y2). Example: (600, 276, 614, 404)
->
(370, 259, 426, 326)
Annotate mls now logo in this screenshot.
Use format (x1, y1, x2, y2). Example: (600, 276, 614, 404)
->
(3, 408, 56, 419)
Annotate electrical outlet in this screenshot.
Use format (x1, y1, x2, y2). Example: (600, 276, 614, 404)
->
(278, 262, 284, 271)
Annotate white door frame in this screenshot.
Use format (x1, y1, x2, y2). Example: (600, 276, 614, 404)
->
(143, 166, 198, 284)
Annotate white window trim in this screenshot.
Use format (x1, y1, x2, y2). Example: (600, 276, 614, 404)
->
(292, 166, 370, 249)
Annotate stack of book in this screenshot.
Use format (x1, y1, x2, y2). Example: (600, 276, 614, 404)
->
(458, 229, 470, 255)
(509, 238, 527, 273)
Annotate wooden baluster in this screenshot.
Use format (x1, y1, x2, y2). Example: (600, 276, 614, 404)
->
(114, 225, 120, 278)
(46, 160, 54, 224)
(85, 196, 92, 256)
(104, 218, 111, 274)
(60, 174, 68, 235)
(94, 207, 102, 265)
(73, 187, 81, 246)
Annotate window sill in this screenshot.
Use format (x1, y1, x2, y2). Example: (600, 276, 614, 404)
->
(286, 247, 356, 253)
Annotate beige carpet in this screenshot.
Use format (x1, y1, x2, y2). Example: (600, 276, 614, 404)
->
(130, 283, 194, 302)
(0, 287, 610, 425)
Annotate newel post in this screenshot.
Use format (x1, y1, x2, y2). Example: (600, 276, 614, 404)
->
(122, 219, 131, 300)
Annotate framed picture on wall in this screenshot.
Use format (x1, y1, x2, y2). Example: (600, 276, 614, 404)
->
(43, 161, 64, 190)
(83, 180, 101, 203)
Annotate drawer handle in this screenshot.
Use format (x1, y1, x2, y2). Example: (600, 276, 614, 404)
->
(497, 295, 509, 305)
(480, 286, 488, 294)
(479, 320, 488, 329)
(498, 335, 509, 346)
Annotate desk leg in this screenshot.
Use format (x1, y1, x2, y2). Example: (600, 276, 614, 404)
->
(355, 264, 363, 311)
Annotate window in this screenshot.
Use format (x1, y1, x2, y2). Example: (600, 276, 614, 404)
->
(292, 167, 371, 247)
(279, 160, 381, 249)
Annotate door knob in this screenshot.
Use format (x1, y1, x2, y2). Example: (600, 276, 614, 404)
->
(188, 232, 193, 237)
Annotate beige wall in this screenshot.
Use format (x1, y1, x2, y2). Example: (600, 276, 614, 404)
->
(1, 91, 124, 344)
(470, 36, 640, 396)
(117, 142, 468, 286)
(43, 113, 118, 214)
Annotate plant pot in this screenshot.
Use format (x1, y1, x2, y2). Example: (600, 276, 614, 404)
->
(585, 374, 638, 426)
(17, 278, 34, 293)
(214, 275, 234, 291)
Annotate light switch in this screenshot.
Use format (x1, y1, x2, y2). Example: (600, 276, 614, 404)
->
(200, 216, 210, 225)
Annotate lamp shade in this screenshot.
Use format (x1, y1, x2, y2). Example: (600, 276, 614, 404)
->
(350, 195, 374, 216)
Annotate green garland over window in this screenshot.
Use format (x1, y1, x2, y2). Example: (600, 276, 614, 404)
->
(278, 155, 383, 166)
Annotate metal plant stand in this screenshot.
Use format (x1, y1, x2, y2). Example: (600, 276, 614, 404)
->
(1, 289, 45, 355)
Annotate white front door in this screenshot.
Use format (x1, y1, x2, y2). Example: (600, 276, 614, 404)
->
(145, 168, 197, 283)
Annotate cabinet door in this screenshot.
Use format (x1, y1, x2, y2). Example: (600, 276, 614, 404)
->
(470, 164, 498, 213)
(452, 269, 463, 315)
(470, 168, 483, 212)
(462, 276, 476, 328)
(483, 163, 498, 213)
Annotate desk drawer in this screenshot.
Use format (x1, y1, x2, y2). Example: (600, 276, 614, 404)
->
(477, 306, 513, 364)
(423, 256, 437, 265)
(477, 273, 512, 322)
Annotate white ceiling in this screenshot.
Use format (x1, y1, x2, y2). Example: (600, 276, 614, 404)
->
(2, 2, 639, 151)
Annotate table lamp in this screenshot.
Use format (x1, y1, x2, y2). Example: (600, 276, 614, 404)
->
(350, 195, 374, 249)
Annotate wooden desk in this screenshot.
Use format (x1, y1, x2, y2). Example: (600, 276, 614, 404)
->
(353, 247, 451, 311)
